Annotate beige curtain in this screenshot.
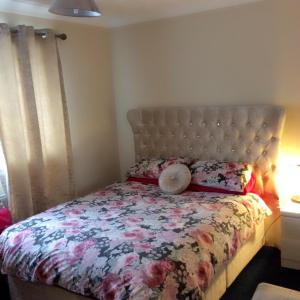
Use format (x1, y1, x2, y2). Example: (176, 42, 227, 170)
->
(0, 24, 74, 221)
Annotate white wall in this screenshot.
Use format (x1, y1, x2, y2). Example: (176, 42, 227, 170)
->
(112, 0, 300, 177)
(0, 12, 120, 196)
(3, 0, 300, 193)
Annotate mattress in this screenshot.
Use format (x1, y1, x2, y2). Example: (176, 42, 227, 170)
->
(0, 181, 270, 299)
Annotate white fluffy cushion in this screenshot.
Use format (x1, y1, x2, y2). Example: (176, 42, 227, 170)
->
(252, 283, 300, 300)
(159, 164, 191, 194)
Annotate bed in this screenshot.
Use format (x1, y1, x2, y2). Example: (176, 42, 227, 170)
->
(0, 105, 285, 300)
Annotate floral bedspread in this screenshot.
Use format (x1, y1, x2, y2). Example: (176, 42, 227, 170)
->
(0, 182, 270, 300)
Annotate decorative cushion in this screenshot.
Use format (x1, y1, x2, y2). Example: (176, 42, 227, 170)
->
(190, 160, 254, 194)
(159, 164, 191, 194)
(0, 208, 12, 233)
(252, 283, 300, 300)
(127, 157, 191, 179)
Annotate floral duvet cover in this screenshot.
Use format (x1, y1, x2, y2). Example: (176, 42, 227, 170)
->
(0, 182, 270, 300)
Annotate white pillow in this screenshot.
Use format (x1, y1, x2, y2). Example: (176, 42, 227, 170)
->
(159, 164, 191, 194)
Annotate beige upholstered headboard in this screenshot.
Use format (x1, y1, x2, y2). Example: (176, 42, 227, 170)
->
(127, 105, 286, 198)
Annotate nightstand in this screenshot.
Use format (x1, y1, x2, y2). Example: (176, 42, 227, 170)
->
(280, 199, 300, 270)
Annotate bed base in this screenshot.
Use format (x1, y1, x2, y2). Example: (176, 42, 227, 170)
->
(8, 221, 264, 300)
(204, 220, 265, 299)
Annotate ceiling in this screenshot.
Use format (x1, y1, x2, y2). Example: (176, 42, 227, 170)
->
(0, 0, 262, 28)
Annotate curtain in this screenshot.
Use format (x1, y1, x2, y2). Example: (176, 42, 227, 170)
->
(0, 24, 74, 221)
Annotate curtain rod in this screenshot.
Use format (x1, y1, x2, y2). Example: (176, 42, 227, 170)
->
(10, 29, 67, 40)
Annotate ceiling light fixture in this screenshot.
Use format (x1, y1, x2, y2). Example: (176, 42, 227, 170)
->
(49, 0, 102, 17)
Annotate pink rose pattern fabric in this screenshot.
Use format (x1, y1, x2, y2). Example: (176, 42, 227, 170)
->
(0, 182, 270, 300)
(127, 157, 192, 179)
(190, 161, 253, 192)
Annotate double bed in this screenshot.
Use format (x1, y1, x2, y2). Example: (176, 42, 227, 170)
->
(0, 105, 285, 300)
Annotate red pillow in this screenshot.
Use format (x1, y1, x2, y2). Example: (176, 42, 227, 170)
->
(0, 208, 12, 233)
(127, 177, 158, 185)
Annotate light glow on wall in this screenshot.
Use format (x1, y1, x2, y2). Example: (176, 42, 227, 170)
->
(276, 152, 300, 203)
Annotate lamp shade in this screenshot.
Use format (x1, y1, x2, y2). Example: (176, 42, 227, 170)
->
(49, 0, 102, 17)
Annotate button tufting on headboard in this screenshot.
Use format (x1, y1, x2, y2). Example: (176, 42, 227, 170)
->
(127, 105, 286, 195)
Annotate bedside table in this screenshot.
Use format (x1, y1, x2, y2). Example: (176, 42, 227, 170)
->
(280, 199, 300, 270)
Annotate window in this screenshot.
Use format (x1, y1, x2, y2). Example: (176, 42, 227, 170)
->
(0, 143, 8, 208)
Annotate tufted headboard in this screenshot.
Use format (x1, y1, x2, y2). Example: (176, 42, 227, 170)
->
(127, 105, 286, 198)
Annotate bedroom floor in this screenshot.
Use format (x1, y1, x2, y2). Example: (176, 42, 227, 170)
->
(0, 246, 299, 300)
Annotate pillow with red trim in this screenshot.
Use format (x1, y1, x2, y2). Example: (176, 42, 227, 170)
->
(189, 160, 255, 195)
(127, 157, 192, 179)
